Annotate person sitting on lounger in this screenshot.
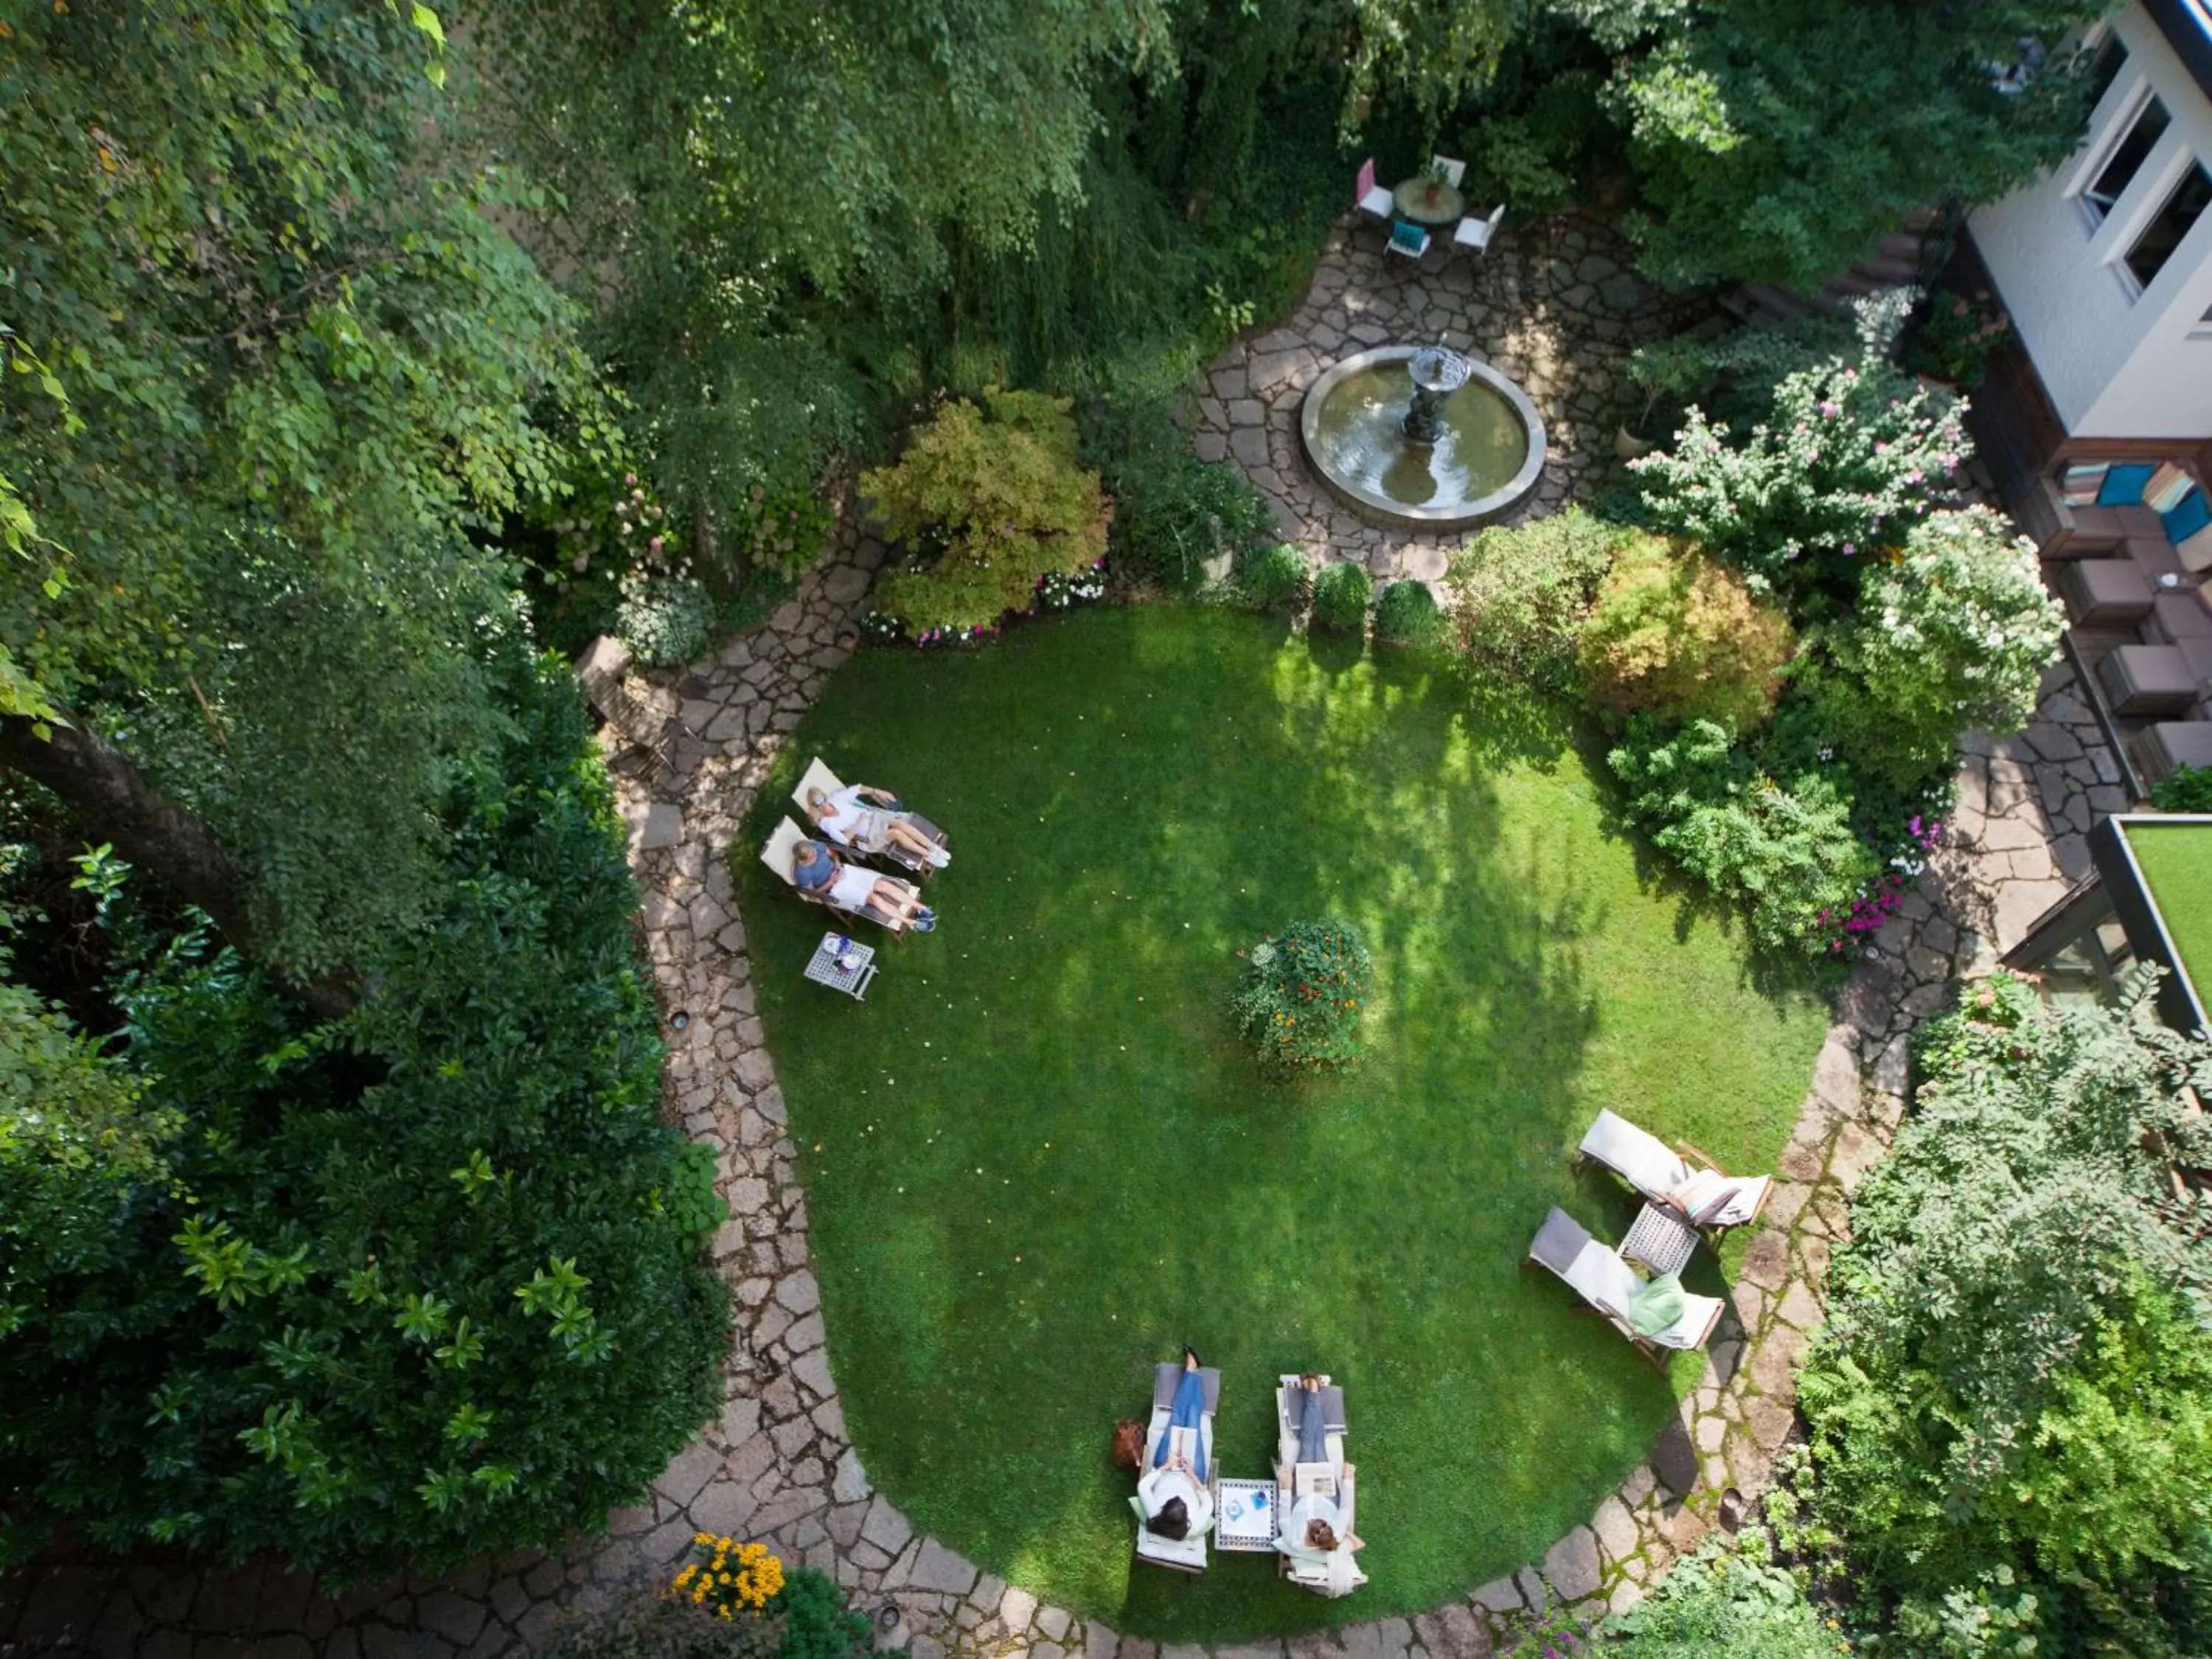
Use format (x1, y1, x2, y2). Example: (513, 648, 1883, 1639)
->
(805, 783, 949, 869)
(791, 841, 936, 931)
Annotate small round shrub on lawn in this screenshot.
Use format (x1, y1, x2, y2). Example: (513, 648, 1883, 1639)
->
(1235, 542, 1308, 611)
(1374, 579, 1444, 647)
(1231, 919, 1375, 1072)
(1310, 562, 1373, 634)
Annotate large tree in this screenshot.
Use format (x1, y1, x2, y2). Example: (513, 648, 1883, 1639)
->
(1585, 0, 2110, 291)
(0, 0, 599, 995)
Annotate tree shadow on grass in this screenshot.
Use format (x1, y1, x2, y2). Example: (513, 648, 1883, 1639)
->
(728, 608, 1783, 1641)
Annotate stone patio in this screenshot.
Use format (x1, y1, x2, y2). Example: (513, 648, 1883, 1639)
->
(0, 223, 2122, 1659)
(1194, 211, 1708, 585)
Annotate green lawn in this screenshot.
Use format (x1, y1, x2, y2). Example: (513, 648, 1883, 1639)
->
(2124, 820, 2212, 1006)
(737, 607, 1827, 1641)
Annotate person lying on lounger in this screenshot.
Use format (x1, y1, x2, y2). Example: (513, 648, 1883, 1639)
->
(1138, 1348, 1214, 1540)
(804, 783, 949, 869)
(791, 841, 936, 931)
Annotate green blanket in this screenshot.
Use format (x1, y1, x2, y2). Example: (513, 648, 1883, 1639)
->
(1628, 1272, 1686, 1338)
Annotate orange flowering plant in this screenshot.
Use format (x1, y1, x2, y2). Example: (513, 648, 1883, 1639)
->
(1230, 919, 1374, 1074)
(672, 1534, 786, 1621)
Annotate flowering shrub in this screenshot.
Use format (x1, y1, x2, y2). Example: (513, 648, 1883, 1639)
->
(1500, 1607, 1593, 1659)
(1808, 507, 2062, 789)
(1035, 558, 1107, 610)
(1820, 813, 1944, 955)
(674, 1537, 786, 1621)
(1578, 534, 1795, 731)
(856, 558, 1104, 651)
(618, 568, 717, 668)
(1231, 920, 1375, 1073)
(1631, 297, 1970, 599)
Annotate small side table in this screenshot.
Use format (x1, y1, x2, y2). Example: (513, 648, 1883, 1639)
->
(1621, 1201, 1700, 1277)
(1216, 1478, 1279, 1553)
(803, 933, 877, 1001)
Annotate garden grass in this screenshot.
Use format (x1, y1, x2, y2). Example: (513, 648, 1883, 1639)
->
(2124, 820, 2212, 1006)
(736, 607, 1828, 1641)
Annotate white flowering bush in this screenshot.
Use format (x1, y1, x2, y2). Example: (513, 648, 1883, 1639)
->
(1811, 507, 2063, 788)
(1632, 350, 1969, 599)
(616, 568, 715, 667)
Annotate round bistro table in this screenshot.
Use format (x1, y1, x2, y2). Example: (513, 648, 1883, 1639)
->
(1392, 178, 1465, 226)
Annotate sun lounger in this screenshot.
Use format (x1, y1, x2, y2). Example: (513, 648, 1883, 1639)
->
(1273, 1374, 1366, 1597)
(1133, 1361, 1220, 1574)
(792, 757, 947, 877)
(759, 817, 916, 933)
(1525, 1207, 1725, 1357)
(1577, 1108, 1771, 1230)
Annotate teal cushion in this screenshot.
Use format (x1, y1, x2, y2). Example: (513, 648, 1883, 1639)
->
(1390, 220, 1425, 251)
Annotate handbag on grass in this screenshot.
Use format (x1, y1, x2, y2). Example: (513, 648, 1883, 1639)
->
(1110, 1417, 1146, 1471)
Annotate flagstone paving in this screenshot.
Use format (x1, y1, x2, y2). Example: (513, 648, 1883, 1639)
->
(0, 220, 2115, 1658)
(1194, 210, 1710, 586)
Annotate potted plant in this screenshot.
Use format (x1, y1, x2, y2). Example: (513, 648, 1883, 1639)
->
(1421, 157, 1449, 209)
(1616, 336, 1711, 461)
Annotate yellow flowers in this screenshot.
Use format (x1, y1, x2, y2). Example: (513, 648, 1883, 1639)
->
(669, 1536, 784, 1618)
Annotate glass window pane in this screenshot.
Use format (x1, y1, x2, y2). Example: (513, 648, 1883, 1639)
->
(2086, 31, 2127, 109)
(2126, 163, 2212, 290)
(2084, 96, 2170, 219)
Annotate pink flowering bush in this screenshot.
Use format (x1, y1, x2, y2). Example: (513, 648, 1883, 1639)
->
(1631, 297, 1969, 600)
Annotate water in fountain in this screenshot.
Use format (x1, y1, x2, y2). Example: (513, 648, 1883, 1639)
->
(1299, 344, 1545, 529)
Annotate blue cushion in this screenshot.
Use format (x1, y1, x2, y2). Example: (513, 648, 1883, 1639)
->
(2098, 463, 2157, 506)
(2163, 487, 2211, 545)
(1389, 220, 1427, 252)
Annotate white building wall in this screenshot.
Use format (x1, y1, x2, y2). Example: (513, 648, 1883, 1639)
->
(1970, 1, 2212, 439)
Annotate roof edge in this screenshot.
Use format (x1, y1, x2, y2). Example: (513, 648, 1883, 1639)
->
(2143, 0, 2212, 103)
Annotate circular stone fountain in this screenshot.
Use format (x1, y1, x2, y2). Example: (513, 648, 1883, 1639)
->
(1300, 344, 1547, 530)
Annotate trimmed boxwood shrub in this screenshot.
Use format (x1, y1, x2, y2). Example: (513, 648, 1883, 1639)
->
(1234, 542, 1309, 611)
(1310, 561, 1373, 634)
(1374, 580, 1444, 647)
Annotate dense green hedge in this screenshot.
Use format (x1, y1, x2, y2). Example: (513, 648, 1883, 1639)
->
(0, 646, 728, 1577)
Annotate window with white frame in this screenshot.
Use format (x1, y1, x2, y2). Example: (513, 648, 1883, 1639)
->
(2126, 163, 2212, 291)
(2082, 94, 2171, 222)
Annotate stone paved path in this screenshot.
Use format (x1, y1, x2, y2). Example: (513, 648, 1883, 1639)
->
(1194, 211, 1709, 586)
(0, 224, 2123, 1659)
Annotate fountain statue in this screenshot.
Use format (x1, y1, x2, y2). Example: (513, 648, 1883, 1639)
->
(1298, 341, 1548, 531)
(1402, 347, 1474, 446)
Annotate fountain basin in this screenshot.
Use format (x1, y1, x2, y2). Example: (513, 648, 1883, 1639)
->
(1298, 347, 1547, 531)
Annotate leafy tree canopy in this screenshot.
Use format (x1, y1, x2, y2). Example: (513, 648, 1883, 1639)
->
(0, 0, 602, 983)
(1596, 0, 2108, 291)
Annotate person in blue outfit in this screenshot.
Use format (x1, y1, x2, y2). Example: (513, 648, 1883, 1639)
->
(1138, 1347, 1212, 1541)
(1153, 1346, 1209, 1482)
(790, 840, 935, 931)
